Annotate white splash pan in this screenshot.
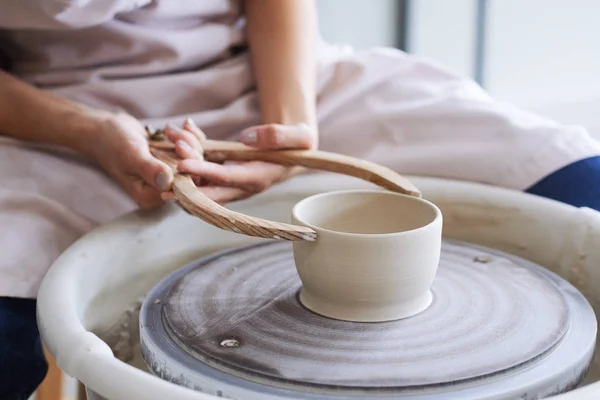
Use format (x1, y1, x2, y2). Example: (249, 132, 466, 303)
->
(37, 172, 600, 400)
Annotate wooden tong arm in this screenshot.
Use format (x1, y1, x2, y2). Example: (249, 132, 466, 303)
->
(149, 138, 421, 241)
(151, 146, 317, 241)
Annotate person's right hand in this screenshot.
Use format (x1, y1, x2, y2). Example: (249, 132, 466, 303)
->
(160, 121, 315, 205)
(81, 113, 202, 210)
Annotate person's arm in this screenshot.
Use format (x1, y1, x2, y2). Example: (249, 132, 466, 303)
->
(0, 70, 175, 208)
(0, 70, 107, 155)
(243, 0, 318, 145)
(172, 0, 320, 204)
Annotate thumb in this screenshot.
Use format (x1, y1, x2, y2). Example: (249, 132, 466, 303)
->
(239, 123, 315, 150)
(138, 149, 174, 191)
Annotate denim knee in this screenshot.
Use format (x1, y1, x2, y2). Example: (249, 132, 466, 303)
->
(526, 156, 600, 212)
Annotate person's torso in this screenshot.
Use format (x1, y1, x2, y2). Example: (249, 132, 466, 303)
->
(0, 0, 246, 88)
(0, 0, 337, 136)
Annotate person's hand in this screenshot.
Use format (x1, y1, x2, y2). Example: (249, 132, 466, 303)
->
(82, 112, 179, 210)
(162, 122, 317, 204)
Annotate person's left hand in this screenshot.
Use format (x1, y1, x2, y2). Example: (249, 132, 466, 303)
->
(161, 122, 317, 204)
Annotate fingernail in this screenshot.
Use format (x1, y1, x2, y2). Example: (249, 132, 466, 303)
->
(156, 171, 170, 191)
(240, 129, 258, 143)
(185, 118, 208, 142)
(165, 123, 180, 133)
(177, 140, 192, 152)
(185, 118, 199, 130)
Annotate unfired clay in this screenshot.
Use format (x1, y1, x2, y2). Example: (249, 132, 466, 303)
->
(291, 189, 443, 322)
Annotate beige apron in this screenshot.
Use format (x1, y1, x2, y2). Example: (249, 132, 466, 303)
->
(1, 0, 599, 298)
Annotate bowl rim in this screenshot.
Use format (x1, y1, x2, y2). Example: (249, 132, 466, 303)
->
(291, 189, 442, 239)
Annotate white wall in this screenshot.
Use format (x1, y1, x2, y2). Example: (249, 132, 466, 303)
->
(405, 0, 478, 78)
(405, 0, 600, 138)
(316, 0, 399, 48)
(485, 0, 600, 107)
(316, 0, 600, 138)
(483, 0, 600, 138)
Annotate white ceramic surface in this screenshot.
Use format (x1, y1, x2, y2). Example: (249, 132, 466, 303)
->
(36, 173, 600, 400)
(291, 190, 442, 322)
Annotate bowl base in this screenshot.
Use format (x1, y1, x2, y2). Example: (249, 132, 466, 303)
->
(298, 288, 433, 322)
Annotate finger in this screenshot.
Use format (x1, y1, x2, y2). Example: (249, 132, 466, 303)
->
(183, 118, 207, 142)
(177, 159, 270, 192)
(136, 145, 174, 192)
(165, 123, 203, 154)
(198, 186, 251, 204)
(159, 179, 205, 202)
(192, 176, 205, 186)
(161, 191, 176, 201)
(175, 139, 203, 160)
(239, 123, 315, 150)
(130, 180, 165, 210)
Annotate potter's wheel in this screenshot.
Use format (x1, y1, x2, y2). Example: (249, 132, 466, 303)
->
(140, 240, 596, 399)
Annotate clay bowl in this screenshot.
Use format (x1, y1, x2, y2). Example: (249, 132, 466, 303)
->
(291, 189, 443, 322)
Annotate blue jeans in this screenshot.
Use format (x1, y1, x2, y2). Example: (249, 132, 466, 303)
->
(525, 156, 600, 210)
(0, 297, 48, 400)
(1, 156, 600, 399)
